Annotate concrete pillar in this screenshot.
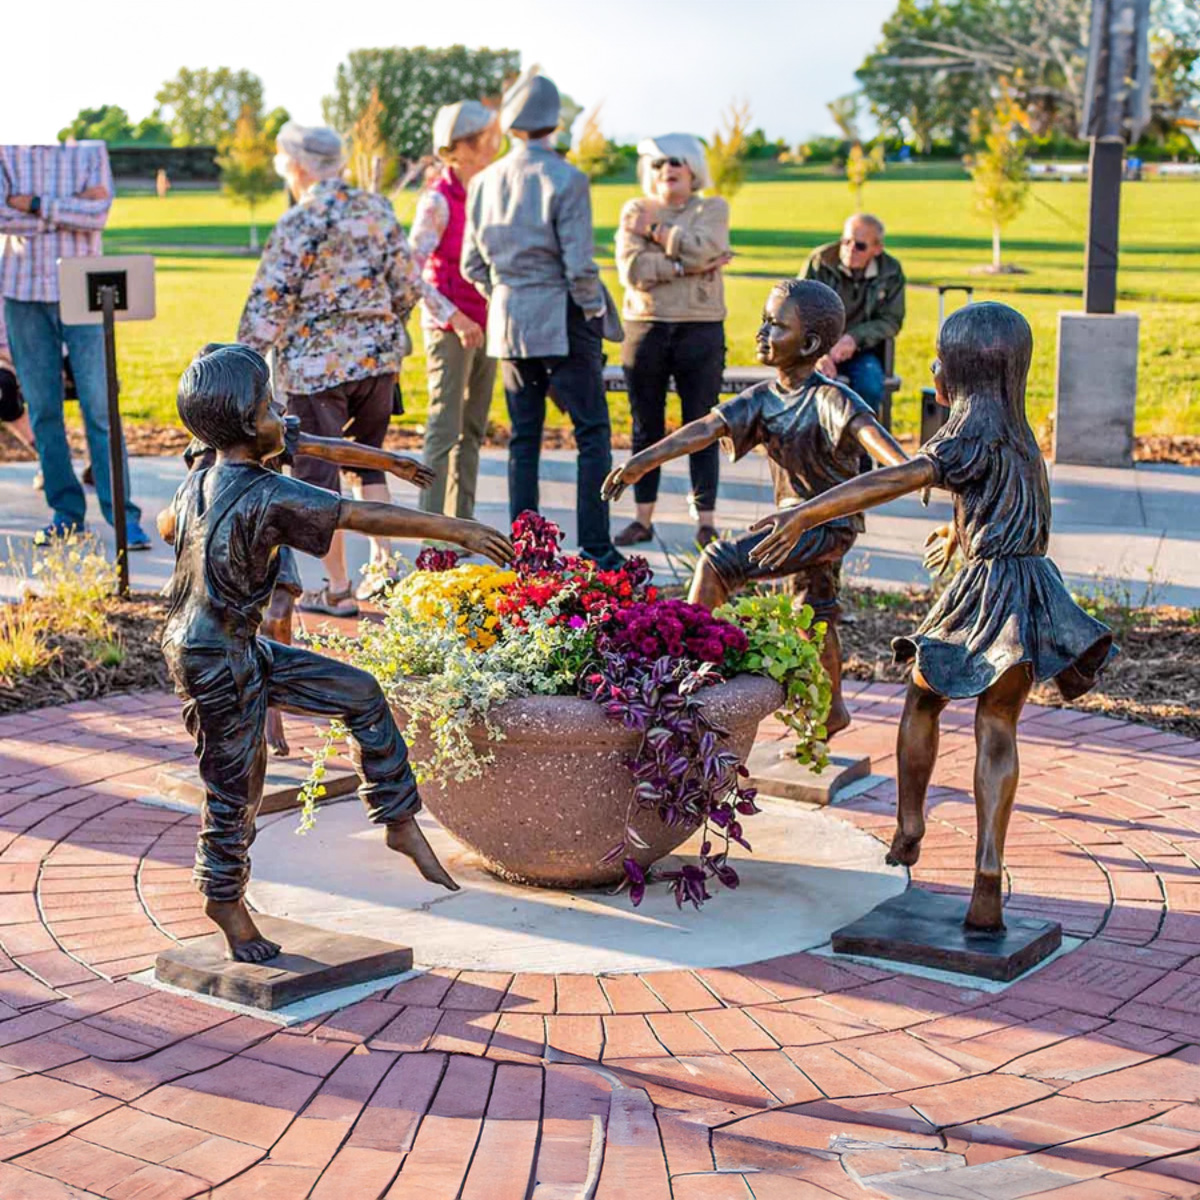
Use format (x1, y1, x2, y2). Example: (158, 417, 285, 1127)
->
(1053, 311, 1138, 468)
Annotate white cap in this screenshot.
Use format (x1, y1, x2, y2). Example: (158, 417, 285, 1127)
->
(432, 101, 493, 157)
(636, 133, 711, 193)
(274, 121, 346, 180)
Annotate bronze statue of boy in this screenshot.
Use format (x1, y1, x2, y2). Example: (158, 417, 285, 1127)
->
(603, 279, 907, 734)
(162, 344, 513, 963)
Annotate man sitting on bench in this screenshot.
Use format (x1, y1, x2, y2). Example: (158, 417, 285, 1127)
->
(799, 213, 905, 420)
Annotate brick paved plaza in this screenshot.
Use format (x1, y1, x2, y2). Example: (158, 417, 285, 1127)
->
(0, 678, 1198, 1198)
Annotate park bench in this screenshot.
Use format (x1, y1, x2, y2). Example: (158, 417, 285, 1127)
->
(602, 338, 901, 430)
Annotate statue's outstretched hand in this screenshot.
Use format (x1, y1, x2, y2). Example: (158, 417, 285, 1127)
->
(452, 520, 514, 566)
(390, 455, 436, 489)
(601, 461, 642, 502)
(747, 509, 811, 571)
(923, 523, 958, 577)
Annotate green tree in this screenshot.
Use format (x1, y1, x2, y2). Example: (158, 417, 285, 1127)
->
(827, 95, 885, 205)
(130, 116, 172, 145)
(323, 45, 518, 164)
(568, 104, 618, 180)
(967, 82, 1032, 272)
(217, 106, 278, 251)
(262, 107, 292, 143)
(58, 105, 135, 144)
(706, 101, 752, 200)
(156, 67, 265, 147)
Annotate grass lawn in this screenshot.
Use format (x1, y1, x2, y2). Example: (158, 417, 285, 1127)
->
(103, 162, 1200, 440)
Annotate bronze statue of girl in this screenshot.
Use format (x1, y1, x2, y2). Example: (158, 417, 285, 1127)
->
(749, 301, 1115, 932)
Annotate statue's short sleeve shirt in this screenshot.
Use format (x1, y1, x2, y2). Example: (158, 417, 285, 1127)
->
(163, 466, 342, 652)
(714, 373, 873, 531)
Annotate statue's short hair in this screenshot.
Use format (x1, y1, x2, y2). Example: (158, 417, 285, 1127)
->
(177, 344, 270, 451)
(770, 279, 846, 357)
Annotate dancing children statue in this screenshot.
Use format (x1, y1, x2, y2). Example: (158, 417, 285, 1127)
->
(162, 344, 513, 963)
(748, 302, 1114, 932)
(160, 345, 436, 758)
(603, 279, 908, 735)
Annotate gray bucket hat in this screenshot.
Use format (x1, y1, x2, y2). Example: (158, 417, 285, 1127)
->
(502, 71, 560, 134)
(432, 101, 493, 157)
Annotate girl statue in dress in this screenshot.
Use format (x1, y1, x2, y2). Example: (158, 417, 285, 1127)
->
(748, 301, 1115, 932)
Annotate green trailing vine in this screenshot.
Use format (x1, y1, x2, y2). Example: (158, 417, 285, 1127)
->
(716, 593, 832, 769)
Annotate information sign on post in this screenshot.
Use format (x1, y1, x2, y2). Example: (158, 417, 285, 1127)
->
(58, 254, 156, 595)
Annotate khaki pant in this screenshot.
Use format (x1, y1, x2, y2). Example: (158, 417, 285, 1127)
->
(420, 326, 497, 519)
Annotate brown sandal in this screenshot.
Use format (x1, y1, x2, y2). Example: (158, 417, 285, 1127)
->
(614, 520, 655, 547)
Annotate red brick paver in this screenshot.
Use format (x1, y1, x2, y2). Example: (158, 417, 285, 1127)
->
(0, 685, 1198, 1196)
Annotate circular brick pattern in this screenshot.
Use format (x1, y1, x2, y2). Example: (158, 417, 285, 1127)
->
(0, 680, 1198, 1197)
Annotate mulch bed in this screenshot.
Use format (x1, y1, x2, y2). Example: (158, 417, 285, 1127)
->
(840, 585, 1200, 739)
(0, 594, 170, 716)
(2, 586, 1195, 741)
(3, 423, 1199, 466)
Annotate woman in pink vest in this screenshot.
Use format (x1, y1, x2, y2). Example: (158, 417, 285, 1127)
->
(410, 101, 501, 520)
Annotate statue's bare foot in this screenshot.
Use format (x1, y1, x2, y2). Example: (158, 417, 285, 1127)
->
(204, 898, 282, 962)
(266, 708, 289, 757)
(826, 699, 852, 739)
(885, 825, 924, 867)
(964, 873, 1005, 933)
(386, 819, 460, 891)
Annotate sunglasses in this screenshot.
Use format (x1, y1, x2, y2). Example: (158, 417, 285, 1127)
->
(841, 237, 871, 252)
(651, 157, 684, 170)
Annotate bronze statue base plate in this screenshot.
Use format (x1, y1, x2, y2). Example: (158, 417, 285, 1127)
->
(744, 744, 871, 806)
(831, 888, 1062, 982)
(155, 760, 358, 815)
(154, 916, 413, 1011)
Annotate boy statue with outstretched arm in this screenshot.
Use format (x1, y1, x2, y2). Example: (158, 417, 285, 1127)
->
(603, 279, 907, 735)
(162, 344, 513, 963)
(159, 343, 437, 758)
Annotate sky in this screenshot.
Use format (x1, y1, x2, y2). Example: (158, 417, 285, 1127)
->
(2, 0, 896, 146)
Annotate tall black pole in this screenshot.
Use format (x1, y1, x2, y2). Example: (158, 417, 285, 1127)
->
(1084, 139, 1124, 313)
(99, 285, 129, 597)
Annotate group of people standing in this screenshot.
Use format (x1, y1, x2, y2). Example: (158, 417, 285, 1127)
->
(2, 70, 907, 596)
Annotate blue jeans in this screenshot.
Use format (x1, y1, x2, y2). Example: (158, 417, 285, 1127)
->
(501, 300, 616, 561)
(3, 298, 142, 531)
(839, 349, 886, 416)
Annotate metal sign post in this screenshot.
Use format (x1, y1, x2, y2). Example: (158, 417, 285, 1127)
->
(57, 254, 155, 598)
(98, 285, 129, 595)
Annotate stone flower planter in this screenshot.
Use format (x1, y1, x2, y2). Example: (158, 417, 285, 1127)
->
(402, 674, 784, 889)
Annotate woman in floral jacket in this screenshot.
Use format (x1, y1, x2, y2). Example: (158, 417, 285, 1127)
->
(238, 122, 457, 614)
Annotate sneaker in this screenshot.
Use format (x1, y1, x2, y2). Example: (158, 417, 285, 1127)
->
(82, 463, 95, 488)
(33, 519, 83, 547)
(298, 583, 360, 618)
(614, 520, 654, 547)
(125, 522, 152, 551)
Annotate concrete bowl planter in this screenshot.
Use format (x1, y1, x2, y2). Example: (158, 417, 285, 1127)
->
(401, 673, 784, 889)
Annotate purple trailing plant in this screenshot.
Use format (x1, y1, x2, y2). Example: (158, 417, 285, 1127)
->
(586, 648, 760, 911)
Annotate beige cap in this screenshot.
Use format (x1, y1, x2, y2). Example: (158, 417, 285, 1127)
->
(432, 101, 493, 157)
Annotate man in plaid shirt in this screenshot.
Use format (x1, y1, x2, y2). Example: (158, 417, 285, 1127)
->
(1, 141, 149, 547)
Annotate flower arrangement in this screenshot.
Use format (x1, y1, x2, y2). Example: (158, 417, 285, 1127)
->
(308, 513, 831, 909)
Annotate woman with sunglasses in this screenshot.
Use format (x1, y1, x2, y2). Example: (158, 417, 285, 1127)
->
(614, 134, 732, 548)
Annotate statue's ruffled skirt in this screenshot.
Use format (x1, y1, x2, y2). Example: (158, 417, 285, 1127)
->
(892, 554, 1116, 700)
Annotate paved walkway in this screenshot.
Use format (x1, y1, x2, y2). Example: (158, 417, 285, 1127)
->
(0, 686, 1199, 1196)
(3, 450, 1199, 607)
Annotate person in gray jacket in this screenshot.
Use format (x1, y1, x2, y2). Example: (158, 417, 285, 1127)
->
(462, 70, 621, 568)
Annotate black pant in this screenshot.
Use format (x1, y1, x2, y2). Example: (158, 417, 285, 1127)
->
(623, 320, 724, 512)
(168, 638, 420, 903)
(502, 300, 616, 561)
